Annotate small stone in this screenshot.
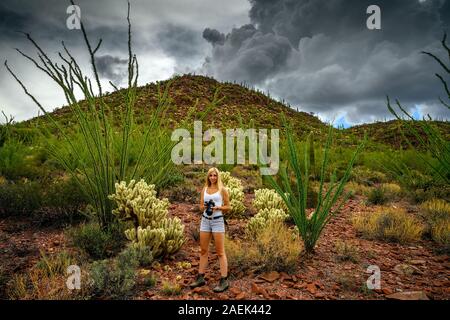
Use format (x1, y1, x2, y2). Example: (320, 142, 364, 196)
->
(382, 288, 393, 295)
(229, 287, 241, 296)
(314, 292, 325, 299)
(236, 292, 246, 300)
(259, 271, 280, 283)
(394, 264, 416, 276)
(386, 291, 429, 300)
(306, 283, 317, 294)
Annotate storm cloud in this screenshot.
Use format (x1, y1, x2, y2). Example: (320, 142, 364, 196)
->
(201, 0, 450, 124)
(1, 0, 449, 125)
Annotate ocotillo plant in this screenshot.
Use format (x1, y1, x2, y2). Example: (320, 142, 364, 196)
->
(4, 1, 221, 229)
(263, 113, 365, 253)
(387, 33, 450, 184)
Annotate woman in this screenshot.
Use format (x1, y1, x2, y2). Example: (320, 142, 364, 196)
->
(190, 167, 231, 292)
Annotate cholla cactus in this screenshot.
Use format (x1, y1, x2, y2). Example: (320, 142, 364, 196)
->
(246, 208, 290, 238)
(253, 188, 288, 212)
(109, 179, 185, 258)
(219, 171, 246, 218)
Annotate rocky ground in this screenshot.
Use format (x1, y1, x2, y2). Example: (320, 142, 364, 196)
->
(1, 192, 448, 300)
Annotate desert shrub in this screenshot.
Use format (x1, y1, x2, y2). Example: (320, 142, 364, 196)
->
(33, 177, 89, 226)
(246, 208, 289, 238)
(159, 179, 198, 204)
(0, 139, 29, 180)
(0, 266, 8, 299)
(67, 222, 126, 260)
(334, 240, 359, 263)
(109, 179, 185, 258)
(0, 181, 43, 217)
(367, 186, 388, 205)
(35, 250, 74, 277)
(381, 183, 402, 199)
(351, 167, 387, 186)
(6, 254, 90, 300)
(226, 220, 300, 273)
(220, 171, 246, 218)
(345, 181, 372, 198)
(160, 279, 182, 296)
(88, 248, 139, 299)
(120, 244, 153, 267)
(420, 199, 450, 246)
(352, 207, 424, 243)
(253, 188, 288, 212)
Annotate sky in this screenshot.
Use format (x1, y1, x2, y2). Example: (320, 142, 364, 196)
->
(1, 0, 449, 126)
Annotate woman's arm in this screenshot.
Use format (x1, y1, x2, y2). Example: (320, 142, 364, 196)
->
(199, 187, 205, 211)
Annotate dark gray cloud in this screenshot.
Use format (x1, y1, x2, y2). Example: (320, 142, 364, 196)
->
(157, 24, 206, 60)
(2, 0, 450, 125)
(201, 0, 450, 124)
(202, 24, 293, 83)
(203, 28, 225, 46)
(0, 0, 250, 122)
(96, 54, 128, 85)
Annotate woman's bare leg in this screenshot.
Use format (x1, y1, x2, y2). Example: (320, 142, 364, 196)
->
(199, 231, 212, 274)
(212, 232, 228, 277)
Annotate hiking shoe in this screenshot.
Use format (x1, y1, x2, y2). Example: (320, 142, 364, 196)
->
(213, 277, 229, 293)
(190, 274, 206, 288)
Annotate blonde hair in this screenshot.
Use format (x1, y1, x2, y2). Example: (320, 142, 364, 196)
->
(204, 167, 225, 193)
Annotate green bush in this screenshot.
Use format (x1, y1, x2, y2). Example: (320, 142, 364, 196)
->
(35, 250, 74, 277)
(367, 186, 388, 205)
(0, 181, 43, 217)
(0, 139, 29, 180)
(33, 178, 89, 226)
(225, 220, 300, 273)
(120, 244, 153, 267)
(352, 207, 424, 244)
(67, 222, 126, 260)
(420, 199, 450, 247)
(351, 167, 387, 186)
(88, 248, 138, 299)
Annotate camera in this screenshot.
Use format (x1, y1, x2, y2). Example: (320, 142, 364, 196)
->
(204, 199, 216, 216)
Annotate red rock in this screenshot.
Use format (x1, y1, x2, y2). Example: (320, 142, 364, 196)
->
(306, 283, 317, 294)
(260, 271, 280, 283)
(386, 291, 429, 300)
(229, 287, 241, 296)
(259, 287, 271, 299)
(251, 282, 260, 294)
(314, 292, 325, 299)
(270, 292, 281, 299)
(236, 292, 246, 300)
(410, 260, 426, 265)
(192, 286, 209, 294)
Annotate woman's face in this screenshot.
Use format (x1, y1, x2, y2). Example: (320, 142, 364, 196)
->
(208, 171, 218, 184)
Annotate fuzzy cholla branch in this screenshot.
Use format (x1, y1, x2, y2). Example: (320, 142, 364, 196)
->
(109, 179, 185, 257)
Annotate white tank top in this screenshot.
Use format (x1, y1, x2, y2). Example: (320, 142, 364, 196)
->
(203, 187, 223, 217)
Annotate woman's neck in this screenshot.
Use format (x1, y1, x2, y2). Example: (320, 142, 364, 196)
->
(209, 183, 218, 189)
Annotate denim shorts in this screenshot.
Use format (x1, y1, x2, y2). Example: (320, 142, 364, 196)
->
(200, 215, 225, 233)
